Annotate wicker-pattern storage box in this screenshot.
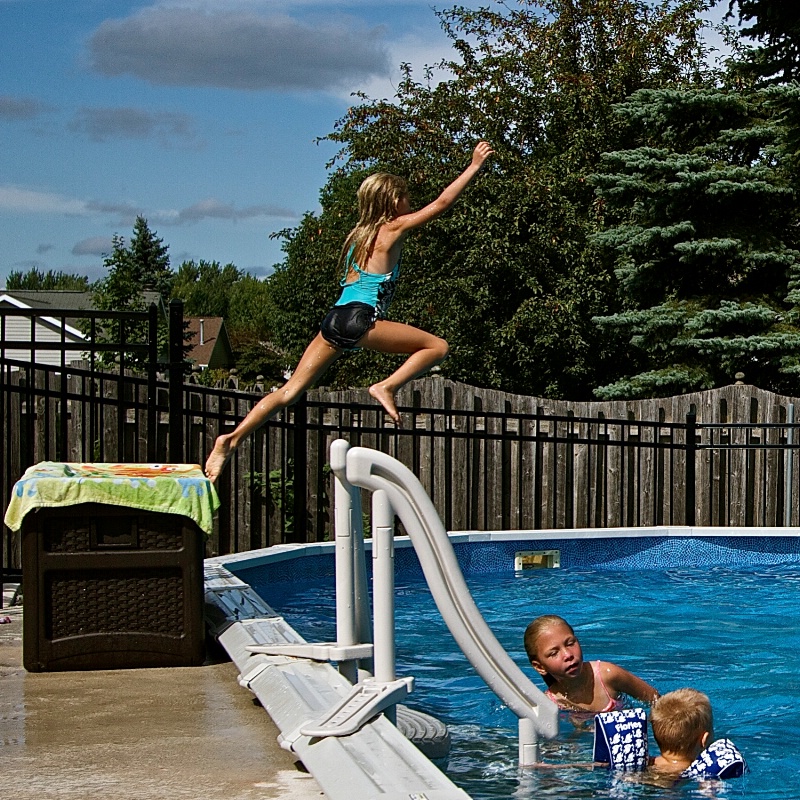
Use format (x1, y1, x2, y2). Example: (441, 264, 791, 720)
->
(22, 503, 205, 671)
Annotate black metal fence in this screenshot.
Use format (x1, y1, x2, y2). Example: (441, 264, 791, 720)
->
(3, 300, 800, 584)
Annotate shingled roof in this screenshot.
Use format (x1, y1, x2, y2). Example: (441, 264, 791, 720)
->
(185, 317, 233, 370)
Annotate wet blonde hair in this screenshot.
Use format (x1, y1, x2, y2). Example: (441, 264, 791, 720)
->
(523, 614, 575, 687)
(340, 172, 408, 269)
(650, 688, 713, 756)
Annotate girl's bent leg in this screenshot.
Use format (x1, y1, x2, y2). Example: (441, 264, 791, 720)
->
(358, 321, 449, 425)
(204, 334, 341, 482)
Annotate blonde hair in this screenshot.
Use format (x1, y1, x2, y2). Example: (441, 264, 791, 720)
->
(523, 615, 575, 686)
(340, 172, 408, 269)
(650, 688, 713, 756)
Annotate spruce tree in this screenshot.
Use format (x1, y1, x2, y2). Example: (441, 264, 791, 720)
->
(590, 87, 800, 398)
(728, 0, 800, 84)
(90, 217, 174, 368)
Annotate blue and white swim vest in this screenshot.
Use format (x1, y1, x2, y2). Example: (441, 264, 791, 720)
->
(680, 737, 749, 780)
(592, 709, 748, 779)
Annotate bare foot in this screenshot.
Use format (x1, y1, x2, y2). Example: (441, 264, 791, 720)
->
(204, 435, 234, 483)
(369, 383, 402, 426)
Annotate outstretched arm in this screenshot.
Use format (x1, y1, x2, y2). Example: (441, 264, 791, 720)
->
(601, 661, 659, 704)
(389, 141, 493, 234)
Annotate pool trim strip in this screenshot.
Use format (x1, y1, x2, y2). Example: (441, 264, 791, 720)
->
(204, 561, 471, 800)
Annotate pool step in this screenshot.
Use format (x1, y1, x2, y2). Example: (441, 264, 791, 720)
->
(204, 561, 468, 800)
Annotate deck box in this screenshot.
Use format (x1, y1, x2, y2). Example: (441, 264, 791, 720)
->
(21, 503, 206, 671)
(5, 462, 219, 672)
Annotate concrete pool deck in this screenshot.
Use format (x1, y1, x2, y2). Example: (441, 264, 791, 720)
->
(0, 584, 324, 800)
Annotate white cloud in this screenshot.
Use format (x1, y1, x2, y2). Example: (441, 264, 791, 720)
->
(72, 236, 114, 256)
(153, 198, 298, 225)
(0, 185, 295, 227)
(87, 6, 391, 92)
(333, 27, 458, 101)
(0, 95, 49, 120)
(0, 185, 87, 215)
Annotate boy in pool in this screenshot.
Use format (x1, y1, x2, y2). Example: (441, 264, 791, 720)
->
(649, 688, 714, 774)
(649, 687, 747, 779)
(534, 684, 747, 779)
(524, 614, 659, 718)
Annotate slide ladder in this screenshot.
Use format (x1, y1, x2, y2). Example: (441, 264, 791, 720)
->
(330, 440, 559, 763)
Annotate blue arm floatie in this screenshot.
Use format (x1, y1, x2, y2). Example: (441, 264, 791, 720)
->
(680, 738, 749, 780)
(593, 708, 649, 771)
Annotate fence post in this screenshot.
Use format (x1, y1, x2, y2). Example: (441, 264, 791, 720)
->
(786, 403, 795, 527)
(147, 303, 158, 462)
(685, 412, 697, 526)
(291, 394, 309, 543)
(168, 299, 184, 464)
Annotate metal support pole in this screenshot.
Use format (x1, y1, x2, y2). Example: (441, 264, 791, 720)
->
(146, 303, 158, 462)
(685, 412, 697, 526)
(332, 440, 359, 685)
(290, 395, 308, 542)
(372, 489, 397, 724)
(518, 717, 540, 766)
(168, 299, 184, 464)
(786, 404, 795, 528)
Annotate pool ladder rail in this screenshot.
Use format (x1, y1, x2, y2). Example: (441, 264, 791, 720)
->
(325, 439, 559, 765)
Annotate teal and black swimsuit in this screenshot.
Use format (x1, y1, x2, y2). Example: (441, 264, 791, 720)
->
(320, 247, 400, 350)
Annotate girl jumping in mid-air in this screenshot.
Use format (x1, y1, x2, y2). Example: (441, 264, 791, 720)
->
(204, 141, 494, 482)
(524, 614, 659, 719)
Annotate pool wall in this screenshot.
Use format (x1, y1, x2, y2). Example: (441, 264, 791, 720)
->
(221, 525, 800, 590)
(206, 526, 800, 800)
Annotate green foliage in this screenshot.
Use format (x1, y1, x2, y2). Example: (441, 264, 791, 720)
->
(728, 0, 800, 85)
(5, 268, 89, 291)
(590, 86, 800, 398)
(263, 0, 721, 398)
(171, 260, 288, 379)
(227, 331, 285, 385)
(171, 260, 243, 318)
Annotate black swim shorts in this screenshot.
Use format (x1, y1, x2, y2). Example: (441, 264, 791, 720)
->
(320, 302, 376, 350)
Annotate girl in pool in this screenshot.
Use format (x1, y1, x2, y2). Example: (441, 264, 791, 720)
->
(524, 614, 659, 717)
(205, 141, 494, 483)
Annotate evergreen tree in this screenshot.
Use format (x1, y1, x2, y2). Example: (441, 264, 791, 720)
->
(90, 217, 174, 367)
(590, 87, 800, 398)
(266, 0, 720, 398)
(728, 0, 800, 84)
(92, 216, 172, 311)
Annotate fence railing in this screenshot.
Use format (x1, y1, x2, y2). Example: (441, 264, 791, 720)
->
(3, 300, 800, 576)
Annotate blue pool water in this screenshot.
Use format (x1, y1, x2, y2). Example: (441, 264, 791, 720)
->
(236, 548, 800, 799)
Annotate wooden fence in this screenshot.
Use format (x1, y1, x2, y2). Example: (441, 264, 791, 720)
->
(4, 355, 800, 573)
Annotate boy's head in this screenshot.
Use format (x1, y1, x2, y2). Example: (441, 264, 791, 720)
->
(650, 688, 713, 757)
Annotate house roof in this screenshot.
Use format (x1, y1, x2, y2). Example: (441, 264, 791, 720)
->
(185, 317, 232, 368)
(0, 289, 163, 309)
(0, 290, 97, 311)
(0, 291, 94, 339)
(0, 289, 167, 330)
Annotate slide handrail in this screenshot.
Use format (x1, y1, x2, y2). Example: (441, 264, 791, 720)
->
(340, 443, 559, 741)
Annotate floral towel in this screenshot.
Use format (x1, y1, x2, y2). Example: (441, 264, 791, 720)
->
(593, 707, 649, 770)
(4, 462, 220, 536)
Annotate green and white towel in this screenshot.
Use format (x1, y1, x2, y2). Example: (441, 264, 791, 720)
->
(4, 462, 220, 536)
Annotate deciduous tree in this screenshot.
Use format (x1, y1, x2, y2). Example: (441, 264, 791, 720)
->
(267, 0, 721, 398)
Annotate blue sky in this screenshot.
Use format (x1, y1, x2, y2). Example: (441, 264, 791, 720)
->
(0, 0, 475, 286)
(1, 1, 732, 288)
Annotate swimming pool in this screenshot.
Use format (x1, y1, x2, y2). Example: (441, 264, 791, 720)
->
(230, 532, 800, 800)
